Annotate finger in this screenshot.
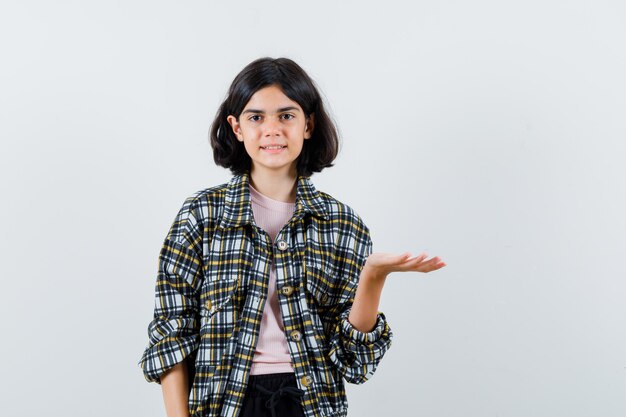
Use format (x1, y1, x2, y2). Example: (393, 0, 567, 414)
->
(427, 261, 446, 271)
(405, 252, 428, 262)
(414, 256, 443, 272)
(393, 254, 425, 270)
(408, 254, 436, 267)
(401, 252, 413, 260)
(429, 260, 447, 272)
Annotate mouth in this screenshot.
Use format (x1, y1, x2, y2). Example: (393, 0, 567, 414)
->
(260, 145, 287, 150)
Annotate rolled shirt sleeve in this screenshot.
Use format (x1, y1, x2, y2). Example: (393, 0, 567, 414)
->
(329, 308, 393, 385)
(327, 214, 393, 385)
(138, 197, 204, 384)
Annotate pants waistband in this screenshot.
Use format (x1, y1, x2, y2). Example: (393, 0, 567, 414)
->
(246, 372, 298, 398)
(245, 372, 305, 417)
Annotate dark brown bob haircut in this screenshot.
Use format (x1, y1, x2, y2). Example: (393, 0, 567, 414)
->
(209, 57, 340, 177)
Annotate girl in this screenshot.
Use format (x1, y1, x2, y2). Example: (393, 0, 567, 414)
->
(138, 57, 446, 417)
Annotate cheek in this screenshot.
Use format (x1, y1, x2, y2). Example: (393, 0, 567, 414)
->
(292, 142, 305, 155)
(243, 142, 258, 155)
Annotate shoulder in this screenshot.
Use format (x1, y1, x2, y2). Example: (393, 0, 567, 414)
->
(316, 189, 370, 235)
(175, 181, 230, 224)
(313, 188, 373, 266)
(185, 181, 230, 206)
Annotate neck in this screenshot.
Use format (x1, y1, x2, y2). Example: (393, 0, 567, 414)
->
(249, 165, 298, 203)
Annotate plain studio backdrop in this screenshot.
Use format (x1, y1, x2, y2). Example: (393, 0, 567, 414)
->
(1, 1, 624, 416)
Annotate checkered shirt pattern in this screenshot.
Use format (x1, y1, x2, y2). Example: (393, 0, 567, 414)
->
(138, 170, 393, 417)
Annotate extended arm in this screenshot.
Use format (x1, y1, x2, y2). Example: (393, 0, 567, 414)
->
(348, 252, 446, 332)
(347, 266, 386, 332)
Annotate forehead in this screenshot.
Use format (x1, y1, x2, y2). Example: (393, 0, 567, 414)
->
(243, 85, 302, 112)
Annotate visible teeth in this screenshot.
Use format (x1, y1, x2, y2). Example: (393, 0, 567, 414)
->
(263, 146, 285, 149)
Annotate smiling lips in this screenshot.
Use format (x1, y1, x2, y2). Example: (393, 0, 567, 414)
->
(260, 144, 287, 154)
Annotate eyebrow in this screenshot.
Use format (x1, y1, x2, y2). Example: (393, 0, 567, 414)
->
(242, 106, 301, 115)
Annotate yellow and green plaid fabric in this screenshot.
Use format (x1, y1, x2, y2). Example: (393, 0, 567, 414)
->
(138, 170, 393, 417)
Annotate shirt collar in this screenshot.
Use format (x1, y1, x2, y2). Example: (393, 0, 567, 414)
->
(219, 170, 329, 229)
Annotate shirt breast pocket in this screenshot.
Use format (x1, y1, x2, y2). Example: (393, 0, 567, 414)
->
(304, 263, 356, 309)
(304, 263, 356, 351)
(196, 281, 237, 367)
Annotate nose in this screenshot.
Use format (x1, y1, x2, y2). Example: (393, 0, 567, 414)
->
(262, 116, 282, 136)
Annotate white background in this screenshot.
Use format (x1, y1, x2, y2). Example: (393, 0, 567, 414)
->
(1, 1, 625, 416)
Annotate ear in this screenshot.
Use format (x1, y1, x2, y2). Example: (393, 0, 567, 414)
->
(304, 113, 315, 140)
(227, 115, 244, 141)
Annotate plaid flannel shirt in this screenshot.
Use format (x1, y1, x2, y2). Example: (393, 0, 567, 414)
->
(138, 170, 393, 417)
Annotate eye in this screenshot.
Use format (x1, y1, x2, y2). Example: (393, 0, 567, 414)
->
(248, 115, 261, 122)
(281, 114, 295, 120)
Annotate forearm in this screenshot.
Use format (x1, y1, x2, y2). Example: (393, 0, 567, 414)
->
(347, 266, 387, 332)
(160, 361, 191, 417)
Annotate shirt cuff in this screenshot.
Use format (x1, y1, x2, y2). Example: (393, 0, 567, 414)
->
(340, 308, 389, 346)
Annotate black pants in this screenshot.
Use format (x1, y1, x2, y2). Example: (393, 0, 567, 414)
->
(239, 372, 306, 417)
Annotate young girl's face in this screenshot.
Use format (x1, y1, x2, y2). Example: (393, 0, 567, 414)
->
(227, 84, 314, 177)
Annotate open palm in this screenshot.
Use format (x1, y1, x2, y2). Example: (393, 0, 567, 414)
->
(364, 251, 446, 278)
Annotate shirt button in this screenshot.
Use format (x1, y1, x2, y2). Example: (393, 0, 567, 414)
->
(276, 240, 288, 251)
(300, 375, 313, 387)
(205, 299, 212, 310)
(280, 285, 295, 296)
(290, 330, 302, 342)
